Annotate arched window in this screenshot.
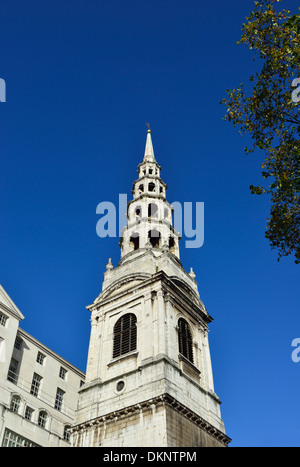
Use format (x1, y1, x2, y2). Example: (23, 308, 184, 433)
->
(10, 395, 21, 414)
(148, 203, 158, 218)
(135, 206, 142, 219)
(148, 182, 155, 192)
(169, 237, 175, 254)
(38, 410, 48, 429)
(148, 229, 161, 248)
(178, 318, 194, 364)
(63, 425, 71, 442)
(113, 313, 137, 358)
(129, 233, 139, 251)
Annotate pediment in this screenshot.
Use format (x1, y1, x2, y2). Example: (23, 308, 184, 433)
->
(107, 279, 144, 298)
(92, 273, 152, 306)
(169, 277, 204, 307)
(0, 284, 24, 320)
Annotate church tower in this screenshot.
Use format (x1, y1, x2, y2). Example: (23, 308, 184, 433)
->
(72, 130, 230, 447)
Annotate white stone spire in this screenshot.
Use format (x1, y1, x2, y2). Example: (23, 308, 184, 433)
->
(143, 128, 156, 162)
(119, 129, 181, 262)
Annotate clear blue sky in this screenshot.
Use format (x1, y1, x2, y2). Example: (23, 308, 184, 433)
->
(1, 0, 300, 447)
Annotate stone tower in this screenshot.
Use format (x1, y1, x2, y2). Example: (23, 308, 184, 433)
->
(72, 130, 230, 447)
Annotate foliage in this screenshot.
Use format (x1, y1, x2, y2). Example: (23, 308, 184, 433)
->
(221, 0, 300, 263)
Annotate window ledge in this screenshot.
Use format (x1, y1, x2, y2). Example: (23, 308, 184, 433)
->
(107, 350, 139, 368)
(178, 353, 201, 382)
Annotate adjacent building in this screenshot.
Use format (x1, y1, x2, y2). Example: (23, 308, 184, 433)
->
(0, 285, 85, 447)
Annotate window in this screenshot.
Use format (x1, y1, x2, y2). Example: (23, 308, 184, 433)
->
(14, 336, 22, 350)
(135, 206, 142, 219)
(59, 367, 67, 380)
(169, 237, 175, 254)
(113, 313, 137, 359)
(2, 429, 40, 447)
(129, 233, 139, 251)
(36, 352, 45, 365)
(116, 380, 125, 392)
(55, 388, 65, 411)
(63, 425, 71, 442)
(38, 411, 47, 429)
(10, 395, 21, 414)
(148, 229, 161, 248)
(0, 338, 4, 363)
(7, 358, 19, 384)
(25, 406, 34, 421)
(0, 312, 8, 327)
(148, 182, 155, 192)
(30, 373, 42, 397)
(178, 318, 194, 364)
(148, 203, 158, 218)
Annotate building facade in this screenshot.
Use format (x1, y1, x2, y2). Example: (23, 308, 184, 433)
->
(0, 285, 85, 447)
(72, 130, 230, 447)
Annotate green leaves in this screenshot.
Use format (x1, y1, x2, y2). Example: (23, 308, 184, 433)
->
(249, 185, 264, 194)
(222, 0, 300, 264)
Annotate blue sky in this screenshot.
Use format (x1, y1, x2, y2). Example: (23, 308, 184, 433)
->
(1, 0, 300, 447)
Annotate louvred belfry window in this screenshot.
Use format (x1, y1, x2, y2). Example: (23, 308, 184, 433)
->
(178, 318, 194, 364)
(113, 313, 137, 358)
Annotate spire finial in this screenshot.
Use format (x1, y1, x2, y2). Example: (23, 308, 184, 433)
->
(106, 258, 113, 271)
(146, 122, 151, 133)
(189, 267, 196, 280)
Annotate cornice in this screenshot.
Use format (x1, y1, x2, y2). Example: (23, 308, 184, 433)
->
(88, 269, 212, 324)
(71, 392, 231, 446)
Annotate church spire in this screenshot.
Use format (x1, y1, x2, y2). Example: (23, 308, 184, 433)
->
(143, 127, 156, 163)
(119, 129, 181, 262)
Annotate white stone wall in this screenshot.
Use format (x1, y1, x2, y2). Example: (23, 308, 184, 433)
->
(73, 402, 168, 447)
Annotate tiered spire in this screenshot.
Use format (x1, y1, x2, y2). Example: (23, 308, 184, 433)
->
(119, 129, 181, 262)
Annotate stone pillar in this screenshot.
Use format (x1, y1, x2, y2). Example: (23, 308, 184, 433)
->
(156, 290, 167, 356)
